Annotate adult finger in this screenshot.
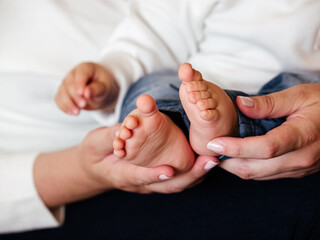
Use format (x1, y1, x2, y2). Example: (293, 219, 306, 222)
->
(209, 100, 320, 159)
(145, 155, 219, 194)
(253, 166, 319, 180)
(219, 142, 320, 180)
(106, 158, 175, 190)
(207, 114, 316, 159)
(236, 84, 320, 119)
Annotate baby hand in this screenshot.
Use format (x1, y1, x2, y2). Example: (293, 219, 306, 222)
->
(55, 62, 119, 115)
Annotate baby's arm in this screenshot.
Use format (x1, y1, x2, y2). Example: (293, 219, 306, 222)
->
(55, 62, 119, 115)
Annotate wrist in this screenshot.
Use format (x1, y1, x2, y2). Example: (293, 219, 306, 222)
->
(75, 145, 114, 192)
(34, 147, 112, 208)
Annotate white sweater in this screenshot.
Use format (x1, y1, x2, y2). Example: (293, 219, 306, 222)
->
(102, 0, 320, 97)
(0, 0, 129, 233)
(1, 0, 319, 233)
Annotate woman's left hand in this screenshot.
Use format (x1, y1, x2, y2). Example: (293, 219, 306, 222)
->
(207, 84, 320, 180)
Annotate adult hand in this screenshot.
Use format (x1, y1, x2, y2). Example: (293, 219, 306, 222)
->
(142, 155, 219, 194)
(206, 84, 320, 180)
(79, 125, 219, 194)
(35, 124, 176, 207)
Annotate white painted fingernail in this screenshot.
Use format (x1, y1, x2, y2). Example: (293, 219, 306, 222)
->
(159, 175, 171, 181)
(239, 96, 255, 107)
(204, 161, 218, 170)
(207, 141, 224, 154)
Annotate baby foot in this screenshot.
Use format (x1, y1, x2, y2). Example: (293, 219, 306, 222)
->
(179, 63, 238, 156)
(113, 94, 194, 173)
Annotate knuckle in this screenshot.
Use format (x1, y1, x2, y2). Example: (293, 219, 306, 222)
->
(235, 165, 255, 180)
(113, 182, 126, 190)
(165, 184, 184, 194)
(262, 141, 279, 159)
(134, 178, 149, 186)
(295, 85, 308, 101)
(294, 158, 316, 169)
(236, 139, 246, 157)
(263, 95, 276, 116)
(301, 123, 318, 146)
(175, 158, 194, 172)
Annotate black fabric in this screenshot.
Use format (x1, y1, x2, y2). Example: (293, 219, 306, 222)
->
(1, 168, 320, 240)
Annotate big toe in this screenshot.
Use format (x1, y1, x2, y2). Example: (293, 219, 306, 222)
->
(178, 63, 194, 83)
(136, 94, 158, 115)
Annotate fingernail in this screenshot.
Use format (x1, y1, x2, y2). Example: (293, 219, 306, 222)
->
(239, 96, 255, 107)
(204, 161, 218, 170)
(207, 141, 224, 154)
(159, 175, 171, 181)
(115, 130, 119, 137)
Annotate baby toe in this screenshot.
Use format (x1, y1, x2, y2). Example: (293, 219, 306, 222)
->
(119, 126, 132, 140)
(196, 98, 217, 111)
(113, 149, 126, 158)
(185, 81, 208, 93)
(200, 109, 219, 121)
(124, 115, 139, 130)
(113, 137, 125, 150)
(188, 91, 211, 104)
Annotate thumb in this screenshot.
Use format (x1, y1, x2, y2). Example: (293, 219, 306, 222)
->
(88, 123, 121, 155)
(236, 85, 309, 119)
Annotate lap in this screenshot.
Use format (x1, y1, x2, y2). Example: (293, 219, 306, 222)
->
(3, 169, 320, 240)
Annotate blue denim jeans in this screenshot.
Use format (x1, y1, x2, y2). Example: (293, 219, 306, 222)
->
(120, 71, 319, 142)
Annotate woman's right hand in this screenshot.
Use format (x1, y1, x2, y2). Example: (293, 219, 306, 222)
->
(34, 124, 218, 208)
(77, 124, 175, 194)
(78, 124, 219, 194)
